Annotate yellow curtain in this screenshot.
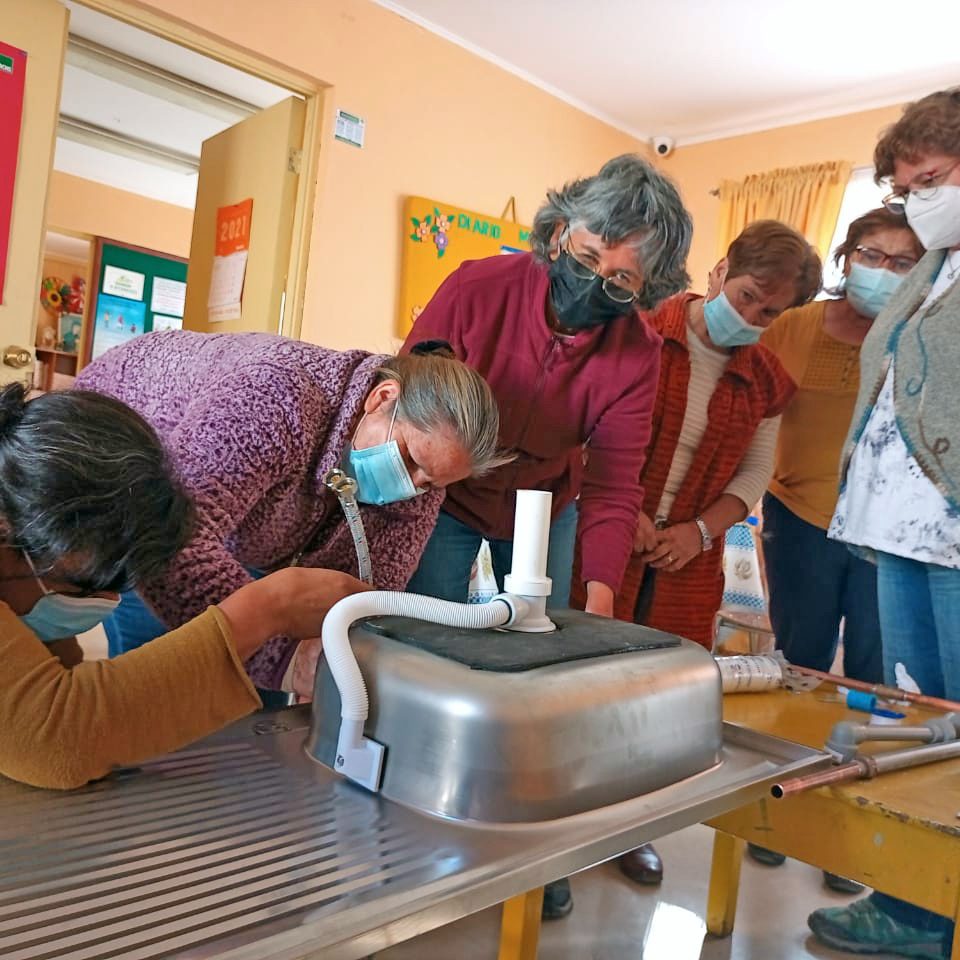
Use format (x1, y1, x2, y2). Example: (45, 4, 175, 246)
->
(715, 161, 852, 262)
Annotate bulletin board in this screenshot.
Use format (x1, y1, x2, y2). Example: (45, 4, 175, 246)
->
(398, 196, 531, 336)
(82, 240, 188, 366)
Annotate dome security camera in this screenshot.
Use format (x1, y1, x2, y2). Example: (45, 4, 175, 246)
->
(652, 136, 675, 158)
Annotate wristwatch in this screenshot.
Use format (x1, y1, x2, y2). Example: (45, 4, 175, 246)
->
(694, 516, 713, 552)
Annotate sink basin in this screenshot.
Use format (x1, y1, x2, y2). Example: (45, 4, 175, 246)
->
(308, 609, 723, 822)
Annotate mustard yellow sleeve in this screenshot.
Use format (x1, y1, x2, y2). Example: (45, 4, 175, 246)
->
(760, 311, 788, 356)
(0, 604, 261, 789)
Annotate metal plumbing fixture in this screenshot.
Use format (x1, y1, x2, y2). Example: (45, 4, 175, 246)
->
(318, 489, 554, 792)
(825, 714, 960, 764)
(321, 590, 528, 791)
(772, 737, 960, 799)
(787, 664, 960, 714)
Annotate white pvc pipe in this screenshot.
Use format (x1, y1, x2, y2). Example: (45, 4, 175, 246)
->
(503, 489, 555, 633)
(323, 591, 519, 721)
(321, 590, 525, 790)
(320, 488, 555, 791)
(504, 490, 552, 597)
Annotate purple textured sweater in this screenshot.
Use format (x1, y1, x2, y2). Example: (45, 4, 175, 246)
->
(76, 331, 444, 688)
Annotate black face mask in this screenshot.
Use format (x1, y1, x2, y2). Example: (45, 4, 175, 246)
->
(547, 252, 636, 331)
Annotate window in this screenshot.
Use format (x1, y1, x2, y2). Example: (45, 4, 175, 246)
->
(819, 167, 888, 294)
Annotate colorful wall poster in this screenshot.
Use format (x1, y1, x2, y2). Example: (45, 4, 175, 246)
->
(91, 294, 146, 360)
(0, 41, 27, 306)
(59, 313, 83, 354)
(398, 196, 531, 336)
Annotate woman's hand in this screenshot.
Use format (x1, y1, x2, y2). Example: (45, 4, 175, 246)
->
(633, 511, 658, 553)
(285, 636, 324, 700)
(270, 568, 374, 639)
(219, 568, 373, 660)
(642, 522, 702, 572)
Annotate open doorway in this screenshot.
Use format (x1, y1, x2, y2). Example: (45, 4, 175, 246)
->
(34, 229, 91, 390)
(36, 0, 324, 385)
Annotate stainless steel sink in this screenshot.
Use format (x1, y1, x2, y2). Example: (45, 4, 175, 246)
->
(308, 610, 724, 822)
(0, 709, 829, 960)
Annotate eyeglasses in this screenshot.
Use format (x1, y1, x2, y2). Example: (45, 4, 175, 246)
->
(852, 245, 919, 276)
(561, 233, 641, 304)
(20, 546, 122, 596)
(881, 158, 960, 215)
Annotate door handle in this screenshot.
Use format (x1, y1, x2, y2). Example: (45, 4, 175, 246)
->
(3, 346, 32, 369)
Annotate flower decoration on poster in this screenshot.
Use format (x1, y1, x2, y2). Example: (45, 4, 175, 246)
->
(40, 275, 70, 315)
(410, 206, 455, 259)
(67, 276, 85, 316)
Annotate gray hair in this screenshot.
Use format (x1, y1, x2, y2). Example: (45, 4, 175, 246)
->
(375, 350, 514, 477)
(530, 153, 693, 310)
(0, 383, 193, 591)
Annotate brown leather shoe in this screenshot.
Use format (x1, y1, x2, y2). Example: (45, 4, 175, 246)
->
(618, 843, 663, 885)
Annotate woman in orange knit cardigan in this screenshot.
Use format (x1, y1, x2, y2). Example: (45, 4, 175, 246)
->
(573, 219, 822, 886)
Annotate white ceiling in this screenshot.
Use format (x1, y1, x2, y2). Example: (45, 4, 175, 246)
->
(44, 230, 91, 263)
(376, 0, 960, 146)
(56, 2, 293, 209)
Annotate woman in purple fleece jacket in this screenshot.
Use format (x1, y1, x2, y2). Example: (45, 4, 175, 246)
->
(76, 331, 506, 694)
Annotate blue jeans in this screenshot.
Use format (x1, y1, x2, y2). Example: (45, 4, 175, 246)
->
(103, 575, 290, 706)
(407, 501, 578, 607)
(876, 551, 960, 699)
(762, 493, 882, 681)
(867, 550, 960, 939)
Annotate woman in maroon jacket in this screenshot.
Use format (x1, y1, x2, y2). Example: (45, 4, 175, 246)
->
(404, 154, 692, 622)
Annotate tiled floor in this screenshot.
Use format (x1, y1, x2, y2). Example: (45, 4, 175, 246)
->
(378, 823, 886, 960)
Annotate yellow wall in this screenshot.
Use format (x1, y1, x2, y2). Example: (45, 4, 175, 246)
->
(0, 0, 67, 365)
(123, 0, 645, 352)
(661, 104, 905, 289)
(46, 171, 193, 257)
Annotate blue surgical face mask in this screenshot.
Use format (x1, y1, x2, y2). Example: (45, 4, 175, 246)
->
(348, 405, 420, 506)
(17, 551, 120, 642)
(844, 261, 903, 320)
(702, 291, 763, 348)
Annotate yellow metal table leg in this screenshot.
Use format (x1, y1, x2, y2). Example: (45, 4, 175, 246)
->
(706, 831, 745, 938)
(951, 893, 960, 960)
(497, 887, 544, 960)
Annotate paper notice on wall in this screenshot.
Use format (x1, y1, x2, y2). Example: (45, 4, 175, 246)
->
(207, 251, 248, 322)
(103, 264, 145, 301)
(150, 277, 186, 317)
(208, 199, 252, 323)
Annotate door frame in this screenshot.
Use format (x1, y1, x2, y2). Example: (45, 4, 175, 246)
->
(69, 0, 330, 340)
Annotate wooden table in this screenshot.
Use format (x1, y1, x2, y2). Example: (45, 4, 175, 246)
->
(497, 688, 960, 959)
(707, 689, 960, 957)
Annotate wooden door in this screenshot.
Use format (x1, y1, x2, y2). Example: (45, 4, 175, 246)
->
(182, 96, 305, 336)
(0, 0, 68, 388)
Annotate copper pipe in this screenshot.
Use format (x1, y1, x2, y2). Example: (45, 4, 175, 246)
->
(771, 757, 876, 799)
(788, 665, 960, 714)
(773, 739, 960, 798)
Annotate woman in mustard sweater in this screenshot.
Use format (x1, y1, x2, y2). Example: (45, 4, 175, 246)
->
(762, 208, 923, 681)
(0, 383, 368, 789)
